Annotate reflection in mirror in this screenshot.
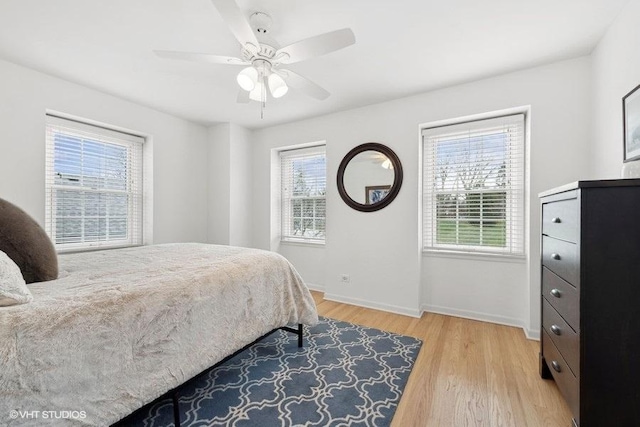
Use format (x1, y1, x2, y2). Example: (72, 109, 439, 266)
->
(343, 150, 395, 204)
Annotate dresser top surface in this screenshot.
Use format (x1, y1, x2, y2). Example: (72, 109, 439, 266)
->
(539, 178, 640, 198)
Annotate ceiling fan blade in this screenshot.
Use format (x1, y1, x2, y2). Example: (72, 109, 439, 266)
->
(154, 50, 248, 65)
(279, 69, 330, 100)
(237, 89, 250, 103)
(210, 0, 260, 48)
(276, 28, 355, 64)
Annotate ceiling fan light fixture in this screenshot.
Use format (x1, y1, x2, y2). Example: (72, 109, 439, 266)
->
(268, 73, 288, 98)
(237, 66, 258, 91)
(249, 80, 264, 102)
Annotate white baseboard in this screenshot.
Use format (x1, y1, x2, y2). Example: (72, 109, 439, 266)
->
(324, 293, 422, 318)
(312, 291, 540, 340)
(524, 328, 540, 341)
(305, 282, 325, 292)
(421, 303, 539, 341)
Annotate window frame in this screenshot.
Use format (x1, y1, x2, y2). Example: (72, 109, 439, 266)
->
(421, 113, 526, 258)
(45, 115, 145, 253)
(279, 144, 327, 245)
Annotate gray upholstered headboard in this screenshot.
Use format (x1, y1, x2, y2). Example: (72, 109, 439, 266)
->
(0, 198, 58, 283)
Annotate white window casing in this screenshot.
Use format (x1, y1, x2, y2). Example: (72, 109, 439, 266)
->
(280, 145, 326, 244)
(422, 114, 525, 257)
(45, 115, 144, 252)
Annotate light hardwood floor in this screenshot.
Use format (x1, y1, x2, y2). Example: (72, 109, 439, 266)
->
(311, 291, 573, 427)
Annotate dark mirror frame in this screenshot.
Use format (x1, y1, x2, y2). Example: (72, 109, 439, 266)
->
(337, 142, 403, 212)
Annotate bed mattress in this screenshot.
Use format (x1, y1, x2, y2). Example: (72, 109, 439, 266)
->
(0, 243, 318, 426)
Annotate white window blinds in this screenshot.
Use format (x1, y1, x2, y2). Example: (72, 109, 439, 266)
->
(422, 114, 525, 256)
(45, 115, 144, 251)
(280, 145, 326, 243)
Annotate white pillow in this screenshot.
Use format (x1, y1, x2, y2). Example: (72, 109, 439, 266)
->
(0, 249, 33, 306)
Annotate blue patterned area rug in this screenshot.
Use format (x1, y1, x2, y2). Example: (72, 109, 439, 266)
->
(126, 317, 422, 427)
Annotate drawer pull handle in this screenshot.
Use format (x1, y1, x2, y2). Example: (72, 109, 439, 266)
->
(551, 217, 562, 223)
(551, 253, 561, 260)
(551, 361, 562, 373)
(550, 288, 562, 298)
(550, 325, 562, 335)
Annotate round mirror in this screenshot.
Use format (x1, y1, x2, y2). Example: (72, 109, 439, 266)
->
(337, 143, 403, 212)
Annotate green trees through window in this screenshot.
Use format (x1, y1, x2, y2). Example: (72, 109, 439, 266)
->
(281, 146, 326, 242)
(423, 114, 525, 256)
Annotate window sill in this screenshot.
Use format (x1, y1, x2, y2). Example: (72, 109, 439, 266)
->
(422, 249, 526, 264)
(56, 243, 143, 254)
(280, 239, 325, 248)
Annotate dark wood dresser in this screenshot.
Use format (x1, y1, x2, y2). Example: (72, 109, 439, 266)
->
(539, 179, 640, 427)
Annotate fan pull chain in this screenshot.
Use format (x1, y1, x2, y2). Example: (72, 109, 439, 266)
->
(260, 73, 266, 119)
(259, 66, 265, 119)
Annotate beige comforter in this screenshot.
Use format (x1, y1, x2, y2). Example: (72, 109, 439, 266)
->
(0, 243, 318, 426)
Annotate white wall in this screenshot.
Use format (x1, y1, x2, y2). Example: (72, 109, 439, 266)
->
(253, 141, 328, 290)
(421, 59, 591, 337)
(207, 122, 253, 247)
(252, 57, 592, 331)
(252, 108, 423, 316)
(208, 124, 231, 244)
(0, 58, 209, 243)
(228, 124, 253, 247)
(591, 0, 640, 178)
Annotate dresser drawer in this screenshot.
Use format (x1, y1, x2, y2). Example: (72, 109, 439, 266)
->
(542, 267, 579, 329)
(542, 236, 579, 285)
(542, 299, 579, 375)
(543, 330, 579, 420)
(542, 198, 578, 243)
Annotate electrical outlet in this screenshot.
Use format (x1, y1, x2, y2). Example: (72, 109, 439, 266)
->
(339, 274, 350, 284)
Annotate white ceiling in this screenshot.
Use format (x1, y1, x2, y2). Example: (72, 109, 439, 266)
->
(0, 0, 629, 130)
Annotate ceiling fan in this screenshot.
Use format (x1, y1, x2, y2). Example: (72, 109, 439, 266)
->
(154, 0, 356, 110)
(360, 151, 394, 169)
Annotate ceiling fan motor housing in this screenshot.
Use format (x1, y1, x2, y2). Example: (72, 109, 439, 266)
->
(250, 12, 272, 34)
(242, 44, 277, 64)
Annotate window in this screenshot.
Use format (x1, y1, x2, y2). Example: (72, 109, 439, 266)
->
(45, 115, 144, 251)
(280, 145, 326, 243)
(422, 114, 525, 256)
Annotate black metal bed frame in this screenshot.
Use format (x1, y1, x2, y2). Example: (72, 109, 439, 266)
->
(112, 324, 304, 427)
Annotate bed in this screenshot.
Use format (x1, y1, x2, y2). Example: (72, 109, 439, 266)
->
(0, 243, 318, 426)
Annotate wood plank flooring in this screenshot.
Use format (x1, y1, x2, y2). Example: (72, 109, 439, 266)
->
(311, 291, 573, 427)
